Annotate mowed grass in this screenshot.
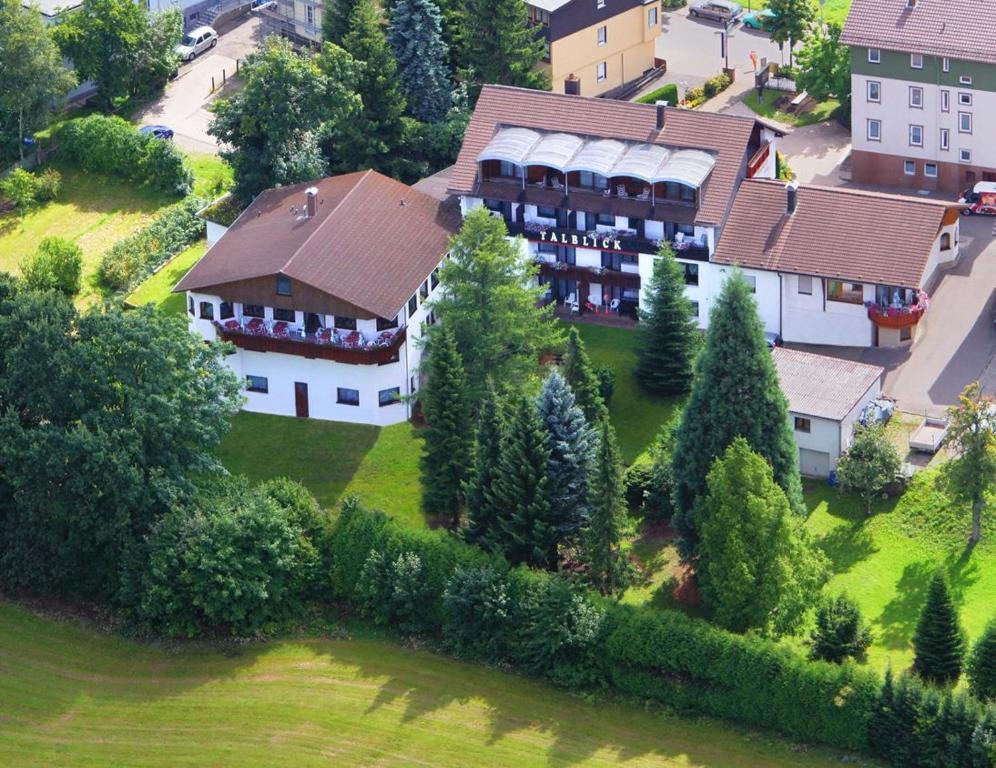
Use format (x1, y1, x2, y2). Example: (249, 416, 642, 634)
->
(0, 602, 860, 768)
(743, 89, 842, 127)
(748, 0, 851, 25)
(125, 239, 206, 315)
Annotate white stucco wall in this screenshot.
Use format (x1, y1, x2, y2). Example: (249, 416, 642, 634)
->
(781, 274, 876, 347)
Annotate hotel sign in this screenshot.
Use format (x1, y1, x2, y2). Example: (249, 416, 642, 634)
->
(538, 229, 623, 251)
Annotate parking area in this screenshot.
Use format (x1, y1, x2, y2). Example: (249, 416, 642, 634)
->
(133, 14, 263, 154)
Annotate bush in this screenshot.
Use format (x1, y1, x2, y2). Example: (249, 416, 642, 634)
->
(357, 550, 436, 635)
(594, 364, 615, 405)
(703, 73, 732, 98)
(1, 167, 38, 210)
(636, 83, 679, 105)
(969, 622, 996, 702)
(443, 565, 514, 661)
(97, 195, 204, 291)
(684, 86, 706, 107)
(34, 168, 62, 202)
(810, 594, 873, 663)
(623, 454, 653, 511)
(20, 237, 83, 296)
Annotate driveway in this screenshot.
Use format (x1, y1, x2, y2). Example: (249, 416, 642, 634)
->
(134, 14, 263, 154)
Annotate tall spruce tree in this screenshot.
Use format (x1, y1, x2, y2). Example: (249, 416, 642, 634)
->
(562, 327, 608, 424)
(913, 571, 966, 686)
(671, 270, 804, 557)
(634, 244, 698, 395)
(387, 0, 451, 123)
(868, 669, 905, 763)
(334, 0, 407, 174)
(463, 0, 549, 92)
(489, 396, 557, 569)
(968, 620, 996, 701)
(463, 379, 504, 548)
(420, 325, 472, 526)
(322, 0, 361, 45)
(585, 420, 629, 595)
(537, 371, 595, 541)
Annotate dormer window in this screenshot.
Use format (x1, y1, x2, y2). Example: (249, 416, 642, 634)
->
(276, 275, 292, 295)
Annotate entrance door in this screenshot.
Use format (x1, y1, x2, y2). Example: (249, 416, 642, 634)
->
(294, 382, 309, 418)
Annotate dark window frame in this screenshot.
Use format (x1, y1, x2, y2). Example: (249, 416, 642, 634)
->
(246, 375, 268, 393)
(220, 301, 234, 320)
(276, 275, 292, 296)
(377, 315, 399, 331)
(337, 387, 360, 406)
(378, 387, 401, 407)
(794, 416, 812, 433)
(243, 303, 265, 318)
(335, 315, 357, 330)
(273, 307, 295, 322)
(199, 301, 214, 320)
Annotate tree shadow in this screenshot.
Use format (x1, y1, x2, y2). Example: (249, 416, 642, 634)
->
(814, 522, 878, 575)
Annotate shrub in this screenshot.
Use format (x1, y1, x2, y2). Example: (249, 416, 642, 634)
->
(836, 425, 901, 513)
(33, 168, 62, 202)
(594, 363, 615, 405)
(357, 550, 435, 635)
(636, 83, 679, 105)
(969, 622, 996, 702)
(20, 237, 83, 296)
(623, 454, 653, 512)
(141, 136, 195, 196)
(810, 593, 873, 663)
(1, 168, 38, 210)
(442, 565, 513, 661)
(703, 73, 732, 98)
(683, 86, 706, 107)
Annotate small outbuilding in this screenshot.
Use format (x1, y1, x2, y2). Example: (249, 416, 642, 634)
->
(772, 347, 885, 478)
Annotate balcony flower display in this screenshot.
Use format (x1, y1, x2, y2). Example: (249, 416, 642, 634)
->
(525, 221, 549, 234)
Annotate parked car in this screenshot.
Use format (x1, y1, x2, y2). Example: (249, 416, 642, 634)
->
(138, 125, 174, 140)
(959, 181, 996, 215)
(175, 26, 218, 62)
(764, 331, 782, 349)
(742, 8, 776, 29)
(689, 0, 743, 24)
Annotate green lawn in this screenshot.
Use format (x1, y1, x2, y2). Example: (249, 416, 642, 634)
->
(187, 153, 234, 199)
(125, 239, 206, 315)
(0, 602, 861, 767)
(742, 89, 841, 128)
(747, 0, 851, 25)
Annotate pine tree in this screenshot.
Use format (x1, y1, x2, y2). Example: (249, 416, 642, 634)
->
(969, 620, 996, 701)
(488, 396, 557, 569)
(585, 420, 629, 595)
(322, 0, 361, 45)
(671, 270, 804, 558)
(634, 244, 698, 395)
(972, 707, 996, 767)
(334, 0, 407, 174)
(562, 327, 607, 424)
(868, 669, 905, 763)
(387, 0, 451, 123)
(537, 371, 595, 542)
(913, 571, 966, 686)
(463, 379, 504, 547)
(420, 325, 472, 526)
(463, 0, 549, 92)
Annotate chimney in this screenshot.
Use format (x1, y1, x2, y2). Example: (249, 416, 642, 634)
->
(655, 100, 668, 130)
(564, 73, 580, 96)
(785, 180, 799, 215)
(305, 187, 318, 218)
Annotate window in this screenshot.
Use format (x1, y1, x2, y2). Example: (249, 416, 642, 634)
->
(794, 417, 812, 433)
(335, 315, 356, 330)
(377, 315, 399, 331)
(597, 25, 607, 45)
(959, 111, 973, 133)
(243, 303, 265, 318)
(273, 307, 295, 322)
(596, 61, 607, 82)
(419, 280, 429, 301)
(940, 128, 950, 151)
(306, 4, 313, 25)
(744, 275, 757, 293)
(900, 325, 913, 342)
(941, 89, 950, 112)
(378, 387, 401, 407)
(691, 300, 699, 318)
(683, 262, 699, 286)
(910, 53, 923, 69)
(337, 388, 360, 406)
(959, 92, 973, 106)
(960, 75, 973, 85)
(536, 205, 557, 219)
(868, 48, 881, 64)
(798, 275, 812, 295)
(943, 57, 950, 72)
(430, 267, 439, 290)
(498, 160, 521, 178)
(596, 212, 615, 226)
(925, 163, 938, 178)
(904, 160, 916, 175)
(960, 148, 973, 163)
(827, 280, 864, 304)
(867, 80, 881, 102)
(246, 375, 268, 393)
(199, 301, 214, 320)
(940, 232, 951, 251)
(648, 6, 658, 25)
(408, 294, 418, 317)
(866, 119, 882, 142)
(220, 301, 234, 319)
(276, 275, 292, 295)
(187, 295, 194, 315)
(909, 124, 923, 147)
(909, 86, 923, 108)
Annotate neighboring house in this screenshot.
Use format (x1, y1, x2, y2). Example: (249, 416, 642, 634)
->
(526, 0, 662, 96)
(772, 347, 884, 477)
(713, 179, 962, 348)
(175, 170, 459, 425)
(23, 0, 95, 103)
(842, 0, 996, 193)
(447, 84, 783, 327)
(258, 0, 322, 47)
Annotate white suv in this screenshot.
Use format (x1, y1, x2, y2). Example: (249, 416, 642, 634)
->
(175, 26, 218, 62)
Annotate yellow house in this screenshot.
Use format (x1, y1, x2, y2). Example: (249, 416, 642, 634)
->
(527, 0, 662, 97)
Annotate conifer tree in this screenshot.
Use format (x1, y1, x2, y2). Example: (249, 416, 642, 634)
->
(489, 396, 557, 569)
(913, 571, 966, 686)
(671, 271, 804, 557)
(462, 0, 549, 92)
(634, 244, 698, 395)
(537, 371, 595, 541)
(968, 620, 996, 701)
(335, 0, 407, 174)
(387, 0, 451, 123)
(322, 0, 361, 46)
(810, 593, 873, 663)
(562, 326, 607, 424)
(585, 420, 629, 595)
(972, 707, 996, 766)
(867, 669, 905, 763)
(463, 379, 504, 547)
(420, 325, 472, 526)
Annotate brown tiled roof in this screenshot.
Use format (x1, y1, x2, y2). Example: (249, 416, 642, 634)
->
(773, 347, 883, 422)
(175, 171, 460, 319)
(841, 0, 996, 64)
(447, 85, 764, 227)
(713, 179, 954, 288)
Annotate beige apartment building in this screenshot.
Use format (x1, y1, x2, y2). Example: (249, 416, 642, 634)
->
(528, 0, 662, 96)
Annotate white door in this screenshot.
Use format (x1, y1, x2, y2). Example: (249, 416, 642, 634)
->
(799, 448, 831, 478)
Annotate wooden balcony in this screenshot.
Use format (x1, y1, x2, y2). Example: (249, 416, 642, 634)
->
(536, 260, 641, 290)
(867, 303, 926, 329)
(217, 323, 406, 365)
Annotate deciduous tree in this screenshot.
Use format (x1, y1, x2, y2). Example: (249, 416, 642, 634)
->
(322, 0, 361, 45)
(912, 571, 966, 686)
(795, 22, 851, 113)
(20, 237, 83, 297)
(585, 420, 629, 595)
(388, 0, 452, 123)
(562, 326, 608, 424)
(942, 382, 996, 546)
(835, 425, 901, 514)
(766, 0, 817, 66)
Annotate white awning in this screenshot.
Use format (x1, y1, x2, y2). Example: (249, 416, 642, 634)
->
(524, 132, 586, 172)
(477, 127, 542, 165)
(565, 139, 627, 177)
(655, 150, 716, 188)
(610, 144, 670, 183)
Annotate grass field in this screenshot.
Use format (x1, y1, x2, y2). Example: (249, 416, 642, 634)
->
(748, 0, 851, 26)
(125, 240, 206, 314)
(0, 602, 861, 767)
(742, 90, 842, 128)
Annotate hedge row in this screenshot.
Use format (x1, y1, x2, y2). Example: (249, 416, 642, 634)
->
(636, 83, 679, 106)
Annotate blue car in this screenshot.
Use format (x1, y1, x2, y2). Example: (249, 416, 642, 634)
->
(139, 125, 174, 140)
(742, 8, 776, 29)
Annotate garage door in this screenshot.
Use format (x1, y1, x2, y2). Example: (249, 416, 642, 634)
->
(798, 448, 831, 478)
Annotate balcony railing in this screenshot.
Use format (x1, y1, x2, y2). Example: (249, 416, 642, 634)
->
(866, 302, 927, 329)
(216, 319, 406, 365)
(504, 219, 710, 262)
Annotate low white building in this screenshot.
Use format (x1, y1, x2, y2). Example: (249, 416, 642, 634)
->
(175, 170, 459, 425)
(772, 347, 885, 478)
